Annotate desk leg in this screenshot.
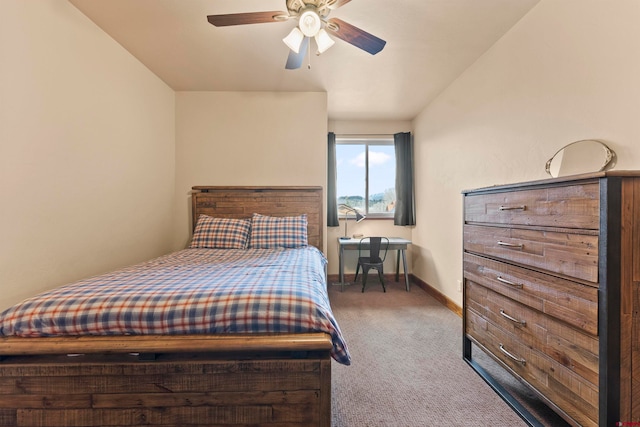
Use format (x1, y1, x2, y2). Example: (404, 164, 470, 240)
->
(401, 249, 410, 292)
(395, 250, 401, 282)
(339, 245, 345, 292)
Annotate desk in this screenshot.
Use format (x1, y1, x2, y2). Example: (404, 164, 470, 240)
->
(338, 237, 411, 291)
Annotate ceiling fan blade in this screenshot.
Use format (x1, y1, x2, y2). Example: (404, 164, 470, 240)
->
(326, 18, 386, 55)
(327, 0, 353, 10)
(207, 11, 288, 27)
(285, 37, 310, 70)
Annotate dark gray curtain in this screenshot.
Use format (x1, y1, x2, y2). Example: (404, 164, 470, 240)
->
(394, 132, 416, 226)
(327, 132, 339, 227)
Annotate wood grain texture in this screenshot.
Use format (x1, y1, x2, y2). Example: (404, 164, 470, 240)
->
(464, 182, 600, 230)
(619, 179, 635, 421)
(0, 356, 327, 426)
(207, 11, 285, 27)
(622, 177, 640, 422)
(633, 178, 640, 421)
(463, 172, 640, 426)
(466, 307, 598, 427)
(633, 311, 640, 421)
(0, 333, 333, 356)
(464, 224, 599, 283)
(192, 186, 324, 250)
(464, 253, 598, 334)
(467, 281, 599, 384)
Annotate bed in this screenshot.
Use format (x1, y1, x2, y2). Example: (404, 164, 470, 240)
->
(0, 186, 346, 427)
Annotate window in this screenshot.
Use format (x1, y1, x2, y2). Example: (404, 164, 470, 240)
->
(336, 137, 396, 218)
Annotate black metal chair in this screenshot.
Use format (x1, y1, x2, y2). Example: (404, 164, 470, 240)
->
(354, 237, 390, 292)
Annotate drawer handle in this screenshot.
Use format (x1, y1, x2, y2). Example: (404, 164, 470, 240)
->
(496, 276, 523, 289)
(497, 241, 524, 249)
(500, 309, 527, 326)
(498, 205, 526, 211)
(499, 344, 526, 365)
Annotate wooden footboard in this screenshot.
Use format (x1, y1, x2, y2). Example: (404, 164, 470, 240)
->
(0, 333, 332, 427)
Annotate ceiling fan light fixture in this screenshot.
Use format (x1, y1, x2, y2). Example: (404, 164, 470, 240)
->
(283, 27, 305, 53)
(298, 9, 321, 37)
(315, 28, 335, 54)
(207, 1, 388, 69)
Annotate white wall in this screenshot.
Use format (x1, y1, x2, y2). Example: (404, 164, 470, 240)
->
(0, 1, 175, 309)
(411, 0, 640, 306)
(173, 91, 328, 251)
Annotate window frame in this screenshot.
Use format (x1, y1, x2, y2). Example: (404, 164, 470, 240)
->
(335, 135, 395, 219)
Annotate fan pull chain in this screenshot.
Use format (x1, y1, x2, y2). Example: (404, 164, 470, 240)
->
(308, 43, 311, 69)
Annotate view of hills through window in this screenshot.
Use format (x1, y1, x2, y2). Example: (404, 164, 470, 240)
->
(336, 142, 396, 215)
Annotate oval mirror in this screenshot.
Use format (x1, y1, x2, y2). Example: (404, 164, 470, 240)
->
(545, 139, 616, 178)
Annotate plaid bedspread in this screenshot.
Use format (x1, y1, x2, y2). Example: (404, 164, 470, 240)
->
(0, 247, 350, 365)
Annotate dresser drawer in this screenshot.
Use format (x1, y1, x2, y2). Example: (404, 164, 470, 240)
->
(466, 308, 598, 427)
(464, 224, 599, 283)
(463, 253, 598, 334)
(465, 282, 599, 426)
(464, 183, 600, 229)
(466, 280, 599, 384)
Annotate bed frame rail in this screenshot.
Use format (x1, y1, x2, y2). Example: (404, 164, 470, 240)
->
(0, 334, 333, 427)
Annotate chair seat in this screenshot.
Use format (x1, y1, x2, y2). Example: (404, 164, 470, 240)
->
(358, 256, 383, 266)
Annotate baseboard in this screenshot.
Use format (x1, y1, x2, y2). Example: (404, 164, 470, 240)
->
(410, 274, 462, 317)
(327, 273, 462, 318)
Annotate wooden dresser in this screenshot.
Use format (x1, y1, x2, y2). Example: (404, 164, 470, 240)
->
(462, 171, 640, 427)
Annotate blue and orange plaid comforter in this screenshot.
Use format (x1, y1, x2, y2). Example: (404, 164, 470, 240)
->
(0, 247, 351, 365)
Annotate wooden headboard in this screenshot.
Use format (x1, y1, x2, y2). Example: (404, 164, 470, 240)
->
(191, 186, 324, 250)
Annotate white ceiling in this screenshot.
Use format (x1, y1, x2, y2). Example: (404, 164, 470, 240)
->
(68, 0, 540, 121)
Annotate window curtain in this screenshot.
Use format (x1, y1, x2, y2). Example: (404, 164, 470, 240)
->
(327, 132, 339, 227)
(394, 132, 416, 226)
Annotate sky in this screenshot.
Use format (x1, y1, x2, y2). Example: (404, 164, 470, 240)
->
(336, 143, 396, 200)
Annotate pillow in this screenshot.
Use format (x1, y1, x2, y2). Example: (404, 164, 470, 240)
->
(248, 213, 308, 249)
(189, 215, 251, 249)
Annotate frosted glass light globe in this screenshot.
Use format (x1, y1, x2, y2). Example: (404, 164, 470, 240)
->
(299, 10, 321, 37)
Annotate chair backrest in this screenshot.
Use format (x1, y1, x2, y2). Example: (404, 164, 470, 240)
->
(359, 237, 390, 263)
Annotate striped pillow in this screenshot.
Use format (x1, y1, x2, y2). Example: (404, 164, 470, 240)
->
(189, 215, 251, 249)
(248, 213, 308, 249)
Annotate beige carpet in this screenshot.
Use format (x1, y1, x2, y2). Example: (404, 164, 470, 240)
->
(328, 280, 570, 427)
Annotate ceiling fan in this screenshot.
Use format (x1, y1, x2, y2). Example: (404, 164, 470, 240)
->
(207, 0, 386, 70)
